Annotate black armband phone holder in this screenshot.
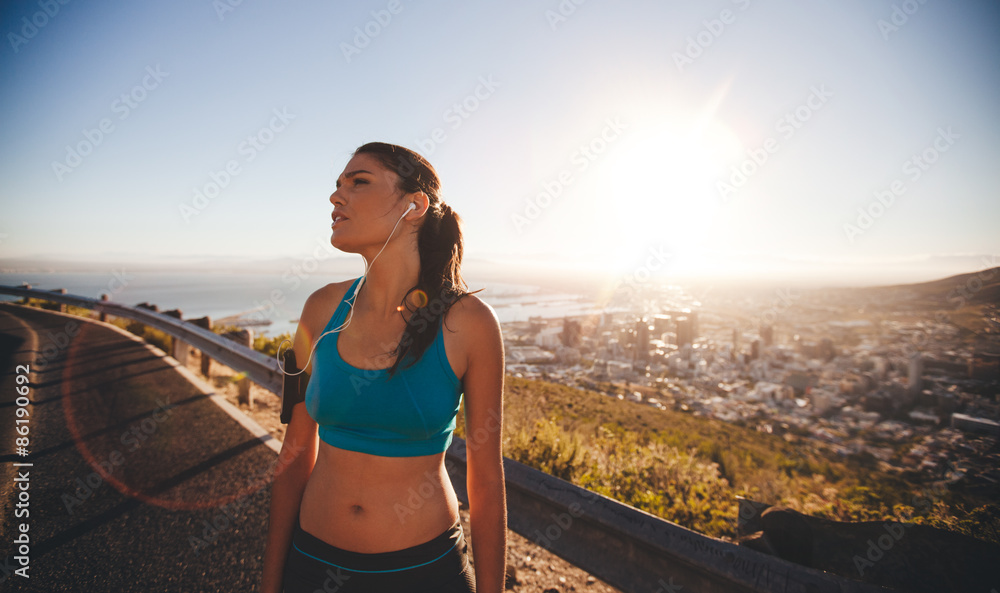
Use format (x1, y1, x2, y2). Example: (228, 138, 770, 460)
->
(280, 349, 310, 424)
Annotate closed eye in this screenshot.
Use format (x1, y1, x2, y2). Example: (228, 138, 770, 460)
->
(335, 178, 369, 189)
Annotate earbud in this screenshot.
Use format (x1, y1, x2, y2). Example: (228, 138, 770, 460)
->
(406, 202, 416, 213)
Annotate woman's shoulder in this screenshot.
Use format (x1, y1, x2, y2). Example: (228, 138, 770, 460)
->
(300, 278, 358, 329)
(443, 291, 500, 335)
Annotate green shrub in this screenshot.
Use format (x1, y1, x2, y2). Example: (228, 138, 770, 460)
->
(114, 319, 172, 353)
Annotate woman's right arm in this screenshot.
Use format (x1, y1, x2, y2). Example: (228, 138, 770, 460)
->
(259, 294, 322, 593)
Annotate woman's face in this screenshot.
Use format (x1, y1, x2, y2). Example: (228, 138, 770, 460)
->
(329, 153, 409, 253)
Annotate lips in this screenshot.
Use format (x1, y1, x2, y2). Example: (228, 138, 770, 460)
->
(331, 213, 349, 228)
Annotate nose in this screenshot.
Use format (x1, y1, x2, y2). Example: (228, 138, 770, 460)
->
(330, 188, 344, 206)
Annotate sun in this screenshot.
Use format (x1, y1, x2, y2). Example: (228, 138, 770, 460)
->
(594, 117, 740, 268)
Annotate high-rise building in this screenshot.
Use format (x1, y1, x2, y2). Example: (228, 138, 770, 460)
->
(635, 318, 651, 362)
(761, 325, 774, 347)
(676, 316, 694, 347)
(655, 310, 698, 348)
(652, 314, 673, 336)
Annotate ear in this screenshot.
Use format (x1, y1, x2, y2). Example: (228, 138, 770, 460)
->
(407, 191, 431, 219)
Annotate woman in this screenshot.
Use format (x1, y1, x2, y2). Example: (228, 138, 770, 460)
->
(260, 142, 507, 593)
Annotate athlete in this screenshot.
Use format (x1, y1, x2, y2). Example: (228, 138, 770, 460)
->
(259, 142, 506, 593)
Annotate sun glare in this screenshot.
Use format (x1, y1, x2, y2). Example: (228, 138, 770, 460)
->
(596, 118, 740, 263)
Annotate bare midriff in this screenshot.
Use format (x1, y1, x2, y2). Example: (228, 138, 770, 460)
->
(298, 439, 461, 553)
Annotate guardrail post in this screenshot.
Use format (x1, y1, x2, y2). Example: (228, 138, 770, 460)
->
(163, 309, 187, 364)
(50, 288, 67, 312)
(99, 293, 110, 322)
(222, 328, 254, 408)
(191, 316, 213, 376)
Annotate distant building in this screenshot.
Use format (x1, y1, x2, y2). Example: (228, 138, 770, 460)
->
(535, 326, 562, 349)
(819, 337, 835, 361)
(908, 355, 923, 396)
(950, 413, 1000, 436)
(508, 345, 556, 364)
(592, 359, 633, 380)
(810, 388, 838, 414)
(652, 314, 673, 336)
(555, 346, 581, 365)
(873, 357, 888, 380)
(784, 371, 817, 396)
(761, 325, 774, 347)
(908, 410, 940, 425)
(968, 352, 1000, 380)
(635, 318, 651, 363)
(659, 310, 698, 347)
(560, 318, 582, 348)
(676, 316, 695, 347)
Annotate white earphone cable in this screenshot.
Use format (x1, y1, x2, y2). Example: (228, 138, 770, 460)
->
(276, 203, 413, 376)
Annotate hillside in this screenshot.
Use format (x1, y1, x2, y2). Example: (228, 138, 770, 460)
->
(455, 376, 1000, 543)
(856, 266, 1000, 309)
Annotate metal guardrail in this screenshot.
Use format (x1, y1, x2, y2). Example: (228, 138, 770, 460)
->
(1, 285, 893, 593)
(0, 285, 283, 393)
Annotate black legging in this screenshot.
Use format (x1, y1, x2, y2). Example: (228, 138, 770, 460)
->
(281, 515, 476, 593)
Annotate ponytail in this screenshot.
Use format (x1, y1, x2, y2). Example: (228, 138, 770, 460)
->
(351, 142, 482, 378)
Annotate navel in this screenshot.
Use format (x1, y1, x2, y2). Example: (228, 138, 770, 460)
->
(349, 504, 364, 515)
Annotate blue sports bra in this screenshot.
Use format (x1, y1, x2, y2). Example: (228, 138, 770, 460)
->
(304, 277, 465, 457)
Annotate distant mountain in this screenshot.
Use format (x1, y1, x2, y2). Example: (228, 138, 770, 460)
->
(860, 267, 1000, 308)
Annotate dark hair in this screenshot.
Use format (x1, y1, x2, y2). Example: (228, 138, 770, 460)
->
(352, 142, 482, 378)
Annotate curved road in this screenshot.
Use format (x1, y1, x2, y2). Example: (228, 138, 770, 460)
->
(0, 303, 279, 592)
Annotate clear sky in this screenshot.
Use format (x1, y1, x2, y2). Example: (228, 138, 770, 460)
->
(1, 0, 998, 284)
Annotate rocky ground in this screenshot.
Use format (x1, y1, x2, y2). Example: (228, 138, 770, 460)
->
(185, 348, 625, 592)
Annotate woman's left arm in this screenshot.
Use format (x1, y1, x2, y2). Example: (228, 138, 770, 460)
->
(458, 296, 507, 593)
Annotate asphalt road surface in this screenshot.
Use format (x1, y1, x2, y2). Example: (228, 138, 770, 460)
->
(0, 303, 279, 592)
